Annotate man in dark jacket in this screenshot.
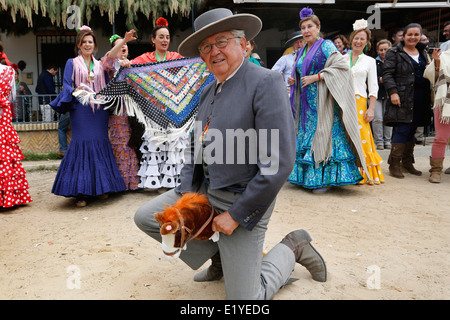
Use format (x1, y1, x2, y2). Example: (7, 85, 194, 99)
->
(36, 64, 58, 122)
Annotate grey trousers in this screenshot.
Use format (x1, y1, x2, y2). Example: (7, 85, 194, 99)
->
(373, 99, 392, 147)
(134, 184, 296, 300)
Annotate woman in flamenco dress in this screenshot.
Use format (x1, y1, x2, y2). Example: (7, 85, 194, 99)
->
(107, 31, 141, 192)
(129, 17, 185, 191)
(49, 26, 127, 207)
(0, 63, 32, 208)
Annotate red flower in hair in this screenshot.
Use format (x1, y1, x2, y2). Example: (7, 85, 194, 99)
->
(156, 17, 169, 27)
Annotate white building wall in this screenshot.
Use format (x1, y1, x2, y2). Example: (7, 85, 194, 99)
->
(1, 32, 39, 94)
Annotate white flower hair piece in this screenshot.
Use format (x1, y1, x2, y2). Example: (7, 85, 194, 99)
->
(353, 19, 368, 31)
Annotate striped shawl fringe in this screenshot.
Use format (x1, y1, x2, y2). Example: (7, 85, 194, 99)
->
(314, 51, 371, 180)
(424, 51, 450, 125)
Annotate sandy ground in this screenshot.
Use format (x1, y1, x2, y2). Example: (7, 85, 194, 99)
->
(0, 144, 449, 300)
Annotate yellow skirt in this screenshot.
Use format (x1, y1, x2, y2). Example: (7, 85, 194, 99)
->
(356, 95, 385, 184)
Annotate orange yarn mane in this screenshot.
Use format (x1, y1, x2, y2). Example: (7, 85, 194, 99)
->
(154, 193, 217, 246)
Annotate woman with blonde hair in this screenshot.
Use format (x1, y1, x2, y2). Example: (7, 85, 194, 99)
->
(287, 8, 369, 193)
(344, 19, 384, 184)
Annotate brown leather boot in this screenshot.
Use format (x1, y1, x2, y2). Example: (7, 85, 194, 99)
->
(429, 157, 444, 183)
(402, 141, 422, 175)
(388, 143, 405, 179)
(280, 230, 327, 282)
(193, 252, 223, 282)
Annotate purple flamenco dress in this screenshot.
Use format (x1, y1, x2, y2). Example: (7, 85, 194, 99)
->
(50, 58, 126, 198)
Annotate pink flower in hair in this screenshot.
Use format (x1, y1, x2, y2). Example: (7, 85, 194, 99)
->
(78, 25, 92, 32)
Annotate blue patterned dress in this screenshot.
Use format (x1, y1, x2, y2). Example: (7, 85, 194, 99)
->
(288, 40, 363, 189)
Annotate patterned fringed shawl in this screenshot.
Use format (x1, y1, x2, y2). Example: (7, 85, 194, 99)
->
(80, 57, 215, 145)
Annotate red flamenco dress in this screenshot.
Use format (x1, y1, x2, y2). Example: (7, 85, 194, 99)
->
(0, 65, 32, 207)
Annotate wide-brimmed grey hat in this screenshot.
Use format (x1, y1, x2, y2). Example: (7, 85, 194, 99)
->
(285, 31, 303, 46)
(178, 8, 262, 57)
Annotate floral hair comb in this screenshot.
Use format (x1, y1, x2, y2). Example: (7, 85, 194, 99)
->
(76, 25, 92, 33)
(300, 7, 314, 19)
(109, 34, 121, 44)
(156, 17, 169, 27)
(353, 19, 368, 31)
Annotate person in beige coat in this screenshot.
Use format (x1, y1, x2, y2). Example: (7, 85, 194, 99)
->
(424, 48, 450, 183)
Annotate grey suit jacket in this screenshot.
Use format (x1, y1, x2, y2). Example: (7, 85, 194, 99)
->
(176, 59, 296, 230)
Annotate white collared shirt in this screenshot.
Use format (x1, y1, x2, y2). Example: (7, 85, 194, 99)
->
(215, 57, 245, 94)
(345, 53, 378, 99)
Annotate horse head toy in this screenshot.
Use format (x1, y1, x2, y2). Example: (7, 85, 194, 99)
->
(154, 192, 219, 259)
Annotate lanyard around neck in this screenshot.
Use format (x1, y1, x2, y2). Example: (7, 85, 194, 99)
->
(350, 52, 360, 68)
(83, 56, 95, 82)
(301, 45, 308, 60)
(155, 51, 167, 62)
(84, 57, 94, 72)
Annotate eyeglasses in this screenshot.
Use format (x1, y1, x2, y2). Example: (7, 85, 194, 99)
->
(198, 36, 242, 54)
